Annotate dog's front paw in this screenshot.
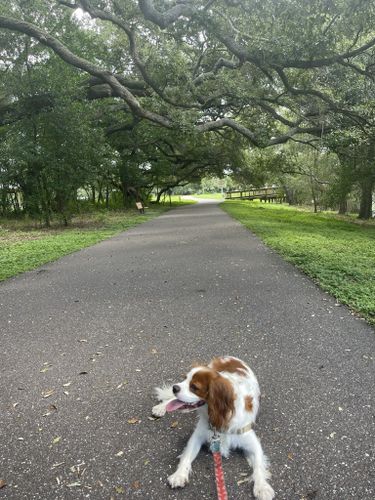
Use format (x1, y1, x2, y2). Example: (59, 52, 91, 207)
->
(253, 482, 275, 500)
(168, 470, 189, 488)
(152, 403, 166, 418)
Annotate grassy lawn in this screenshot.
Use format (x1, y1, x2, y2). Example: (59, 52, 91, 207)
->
(152, 195, 197, 205)
(222, 200, 375, 325)
(192, 193, 225, 199)
(0, 204, 179, 282)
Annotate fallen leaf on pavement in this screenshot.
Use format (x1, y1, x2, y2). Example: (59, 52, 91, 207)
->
(115, 485, 125, 494)
(127, 418, 139, 424)
(131, 480, 141, 490)
(70, 462, 86, 476)
(43, 404, 57, 417)
(40, 366, 52, 373)
(52, 436, 61, 445)
(115, 451, 124, 457)
(170, 421, 179, 428)
(237, 477, 250, 485)
(287, 452, 294, 460)
(0, 479, 6, 489)
(51, 462, 65, 469)
(42, 389, 55, 398)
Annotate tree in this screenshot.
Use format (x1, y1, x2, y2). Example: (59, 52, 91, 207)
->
(2, 0, 375, 145)
(0, 34, 116, 223)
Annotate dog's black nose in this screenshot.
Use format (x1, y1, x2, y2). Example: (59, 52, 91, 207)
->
(172, 385, 181, 395)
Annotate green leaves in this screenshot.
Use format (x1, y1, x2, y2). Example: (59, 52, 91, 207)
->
(1, 0, 375, 216)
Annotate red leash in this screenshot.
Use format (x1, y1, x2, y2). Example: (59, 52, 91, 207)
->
(210, 435, 228, 500)
(212, 451, 228, 500)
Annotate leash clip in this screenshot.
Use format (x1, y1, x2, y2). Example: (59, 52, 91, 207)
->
(210, 429, 221, 453)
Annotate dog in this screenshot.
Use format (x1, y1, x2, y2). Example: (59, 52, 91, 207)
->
(152, 355, 275, 500)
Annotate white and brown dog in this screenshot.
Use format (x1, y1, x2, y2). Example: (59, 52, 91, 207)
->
(152, 356, 275, 500)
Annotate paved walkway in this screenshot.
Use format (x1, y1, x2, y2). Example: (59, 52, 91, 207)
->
(1, 201, 374, 500)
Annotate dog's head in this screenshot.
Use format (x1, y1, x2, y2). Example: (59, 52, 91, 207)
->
(166, 366, 235, 430)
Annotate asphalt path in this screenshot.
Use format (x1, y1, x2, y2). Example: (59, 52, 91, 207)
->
(0, 200, 374, 500)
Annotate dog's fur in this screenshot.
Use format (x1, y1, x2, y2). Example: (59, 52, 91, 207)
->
(152, 356, 275, 500)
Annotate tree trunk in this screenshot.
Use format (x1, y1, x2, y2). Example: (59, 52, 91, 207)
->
(338, 197, 348, 215)
(105, 185, 109, 208)
(39, 174, 52, 227)
(120, 181, 131, 207)
(358, 181, 374, 219)
(156, 190, 163, 203)
(156, 186, 170, 203)
(97, 181, 103, 205)
(281, 183, 295, 205)
(0, 186, 8, 215)
(310, 172, 318, 213)
(10, 191, 21, 213)
(55, 192, 70, 226)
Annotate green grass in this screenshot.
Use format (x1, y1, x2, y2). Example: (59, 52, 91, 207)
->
(222, 200, 375, 325)
(192, 193, 225, 199)
(151, 195, 197, 205)
(0, 205, 175, 281)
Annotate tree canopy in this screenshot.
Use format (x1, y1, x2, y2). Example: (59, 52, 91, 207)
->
(1, 0, 375, 218)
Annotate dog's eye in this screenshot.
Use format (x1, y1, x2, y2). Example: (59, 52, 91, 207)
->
(191, 383, 198, 391)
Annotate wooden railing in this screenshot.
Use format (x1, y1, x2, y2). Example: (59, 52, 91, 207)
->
(225, 187, 285, 202)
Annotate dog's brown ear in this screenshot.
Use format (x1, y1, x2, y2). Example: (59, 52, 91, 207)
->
(207, 374, 235, 431)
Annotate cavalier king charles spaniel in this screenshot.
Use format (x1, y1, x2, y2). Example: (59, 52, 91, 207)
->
(152, 356, 275, 500)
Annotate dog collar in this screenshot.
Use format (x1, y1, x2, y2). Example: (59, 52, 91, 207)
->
(233, 422, 253, 435)
(210, 422, 253, 435)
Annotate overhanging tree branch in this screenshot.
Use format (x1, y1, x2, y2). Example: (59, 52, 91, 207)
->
(138, 0, 194, 29)
(0, 15, 173, 129)
(59, 0, 201, 109)
(0, 14, 335, 147)
(275, 67, 368, 126)
(139, 1, 375, 72)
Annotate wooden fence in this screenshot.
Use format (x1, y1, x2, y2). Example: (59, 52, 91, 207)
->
(225, 187, 286, 202)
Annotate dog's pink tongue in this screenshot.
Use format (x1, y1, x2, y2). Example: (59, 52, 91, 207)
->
(166, 399, 186, 412)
